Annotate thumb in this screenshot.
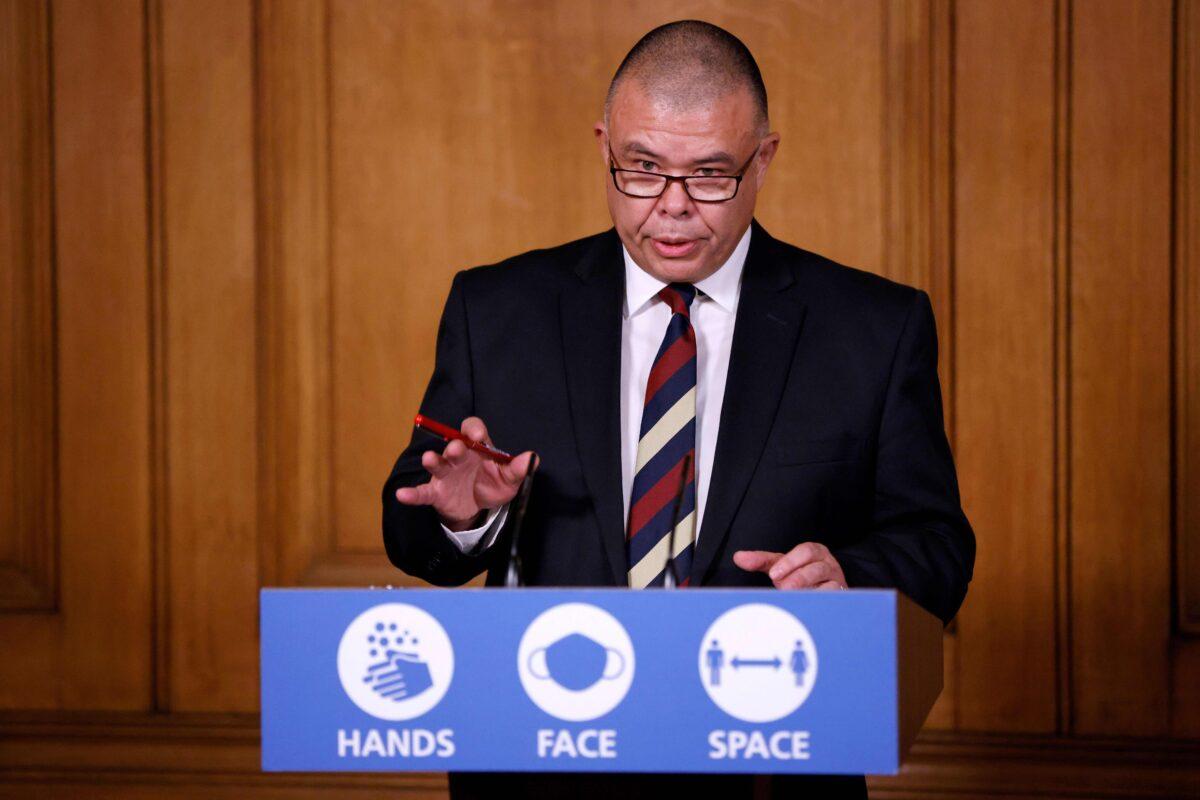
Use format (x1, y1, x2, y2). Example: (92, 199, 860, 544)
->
(498, 451, 538, 485)
(460, 416, 491, 445)
(733, 550, 782, 573)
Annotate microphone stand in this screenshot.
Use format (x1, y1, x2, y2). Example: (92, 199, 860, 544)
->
(504, 453, 538, 588)
(661, 453, 692, 589)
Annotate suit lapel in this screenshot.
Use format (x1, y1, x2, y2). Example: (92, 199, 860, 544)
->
(559, 230, 628, 585)
(692, 220, 807, 584)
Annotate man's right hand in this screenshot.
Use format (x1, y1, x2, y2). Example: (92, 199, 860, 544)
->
(394, 416, 537, 532)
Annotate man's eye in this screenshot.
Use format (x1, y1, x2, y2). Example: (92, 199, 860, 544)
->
(639, 161, 658, 171)
(695, 168, 718, 176)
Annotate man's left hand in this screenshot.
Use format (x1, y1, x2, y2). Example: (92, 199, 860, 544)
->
(732, 542, 847, 590)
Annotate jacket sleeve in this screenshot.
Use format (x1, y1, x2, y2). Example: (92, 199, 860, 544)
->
(832, 290, 976, 625)
(381, 272, 507, 586)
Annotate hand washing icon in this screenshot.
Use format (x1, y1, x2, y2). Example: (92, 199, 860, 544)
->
(526, 632, 626, 691)
(361, 622, 435, 702)
(337, 603, 454, 722)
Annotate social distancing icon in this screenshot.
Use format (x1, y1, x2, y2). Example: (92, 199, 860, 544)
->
(698, 603, 818, 723)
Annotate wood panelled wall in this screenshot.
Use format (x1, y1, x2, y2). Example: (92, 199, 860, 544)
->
(2, 0, 1198, 797)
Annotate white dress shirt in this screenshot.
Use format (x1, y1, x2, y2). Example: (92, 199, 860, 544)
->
(443, 225, 752, 554)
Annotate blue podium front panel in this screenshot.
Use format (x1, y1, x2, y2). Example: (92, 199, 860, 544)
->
(260, 588, 900, 774)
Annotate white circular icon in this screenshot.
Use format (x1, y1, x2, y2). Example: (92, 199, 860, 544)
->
(337, 603, 454, 721)
(517, 603, 635, 722)
(698, 603, 818, 723)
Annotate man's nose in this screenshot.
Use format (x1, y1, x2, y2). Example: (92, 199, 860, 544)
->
(656, 178, 693, 217)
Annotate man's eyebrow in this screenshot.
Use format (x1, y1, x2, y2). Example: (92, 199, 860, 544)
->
(622, 141, 661, 159)
(691, 151, 735, 166)
(620, 142, 736, 167)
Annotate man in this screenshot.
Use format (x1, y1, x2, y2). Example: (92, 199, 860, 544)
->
(382, 20, 974, 799)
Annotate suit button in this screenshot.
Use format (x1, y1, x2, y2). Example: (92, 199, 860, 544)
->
(427, 555, 442, 571)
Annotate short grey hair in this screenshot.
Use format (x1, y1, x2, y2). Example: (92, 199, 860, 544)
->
(604, 20, 769, 136)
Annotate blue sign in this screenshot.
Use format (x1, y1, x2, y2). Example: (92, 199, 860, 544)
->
(260, 588, 903, 774)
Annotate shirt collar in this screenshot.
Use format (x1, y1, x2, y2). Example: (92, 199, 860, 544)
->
(621, 224, 752, 318)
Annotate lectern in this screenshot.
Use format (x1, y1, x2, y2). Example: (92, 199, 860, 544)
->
(260, 588, 941, 774)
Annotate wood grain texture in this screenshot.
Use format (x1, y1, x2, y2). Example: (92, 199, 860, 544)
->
(883, 0, 949, 307)
(1, 0, 1198, 787)
(869, 729, 1200, 799)
(0, 0, 153, 709)
(0, 0, 57, 611)
(1, 714, 1197, 799)
(878, 2, 960, 733)
(897, 594, 944, 756)
(255, 0, 335, 588)
(748, 0, 887, 270)
(952, 0, 1058, 733)
(154, 0, 260, 712)
(1069, 0, 1173, 737)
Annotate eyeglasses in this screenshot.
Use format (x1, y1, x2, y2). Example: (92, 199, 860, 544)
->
(608, 143, 760, 203)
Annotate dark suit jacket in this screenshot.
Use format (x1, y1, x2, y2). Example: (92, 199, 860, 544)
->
(382, 219, 974, 624)
(380, 220, 974, 800)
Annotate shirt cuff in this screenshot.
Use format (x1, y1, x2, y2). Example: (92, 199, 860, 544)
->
(441, 504, 510, 554)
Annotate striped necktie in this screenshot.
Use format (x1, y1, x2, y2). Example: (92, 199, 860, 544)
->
(627, 282, 697, 588)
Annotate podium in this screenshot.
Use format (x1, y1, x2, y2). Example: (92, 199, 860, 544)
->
(260, 588, 941, 775)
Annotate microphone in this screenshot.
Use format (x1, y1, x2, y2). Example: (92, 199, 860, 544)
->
(661, 453, 693, 589)
(504, 453, 539, 588)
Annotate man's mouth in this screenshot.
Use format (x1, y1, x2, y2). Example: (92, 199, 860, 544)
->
(651, 238, 699, 258)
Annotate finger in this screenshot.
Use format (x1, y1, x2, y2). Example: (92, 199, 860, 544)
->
(776, 560, 832, 590)
(767, 542, 823, 583)
(395, 483, 436, 506)
(421, 449, 452, 478)
(498, 451, 537, 485)
(443, 438, 475, 465)
(732, 550, 783, 573)
(814, 580, 845, 590)
(476, 459, 502, 482)
(460, 416, 492, 445)
(473, 461, 516, 506)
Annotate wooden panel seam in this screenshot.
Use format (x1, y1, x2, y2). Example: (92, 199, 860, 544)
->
(1175, 0, 1200, 639)
(1171, 0, 1200, 742)
(143, 0, 170, 713)
(1052, 0, 1074, 735)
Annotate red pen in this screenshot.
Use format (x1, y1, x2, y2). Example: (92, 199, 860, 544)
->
(413, 414, 514, 465)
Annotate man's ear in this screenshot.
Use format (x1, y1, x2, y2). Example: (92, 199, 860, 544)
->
(593, 123, 610, 165)
(753, 132, 782, 187)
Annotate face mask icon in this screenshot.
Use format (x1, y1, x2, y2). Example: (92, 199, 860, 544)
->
(526, 632, 626, 691)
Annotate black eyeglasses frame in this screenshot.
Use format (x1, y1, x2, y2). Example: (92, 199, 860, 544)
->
(606, 142, 761, 203)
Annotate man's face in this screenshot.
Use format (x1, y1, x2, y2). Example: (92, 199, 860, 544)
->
(595, 83, 780, 284)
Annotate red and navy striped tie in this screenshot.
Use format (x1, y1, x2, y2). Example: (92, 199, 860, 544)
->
(627, 282, 697, 588)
